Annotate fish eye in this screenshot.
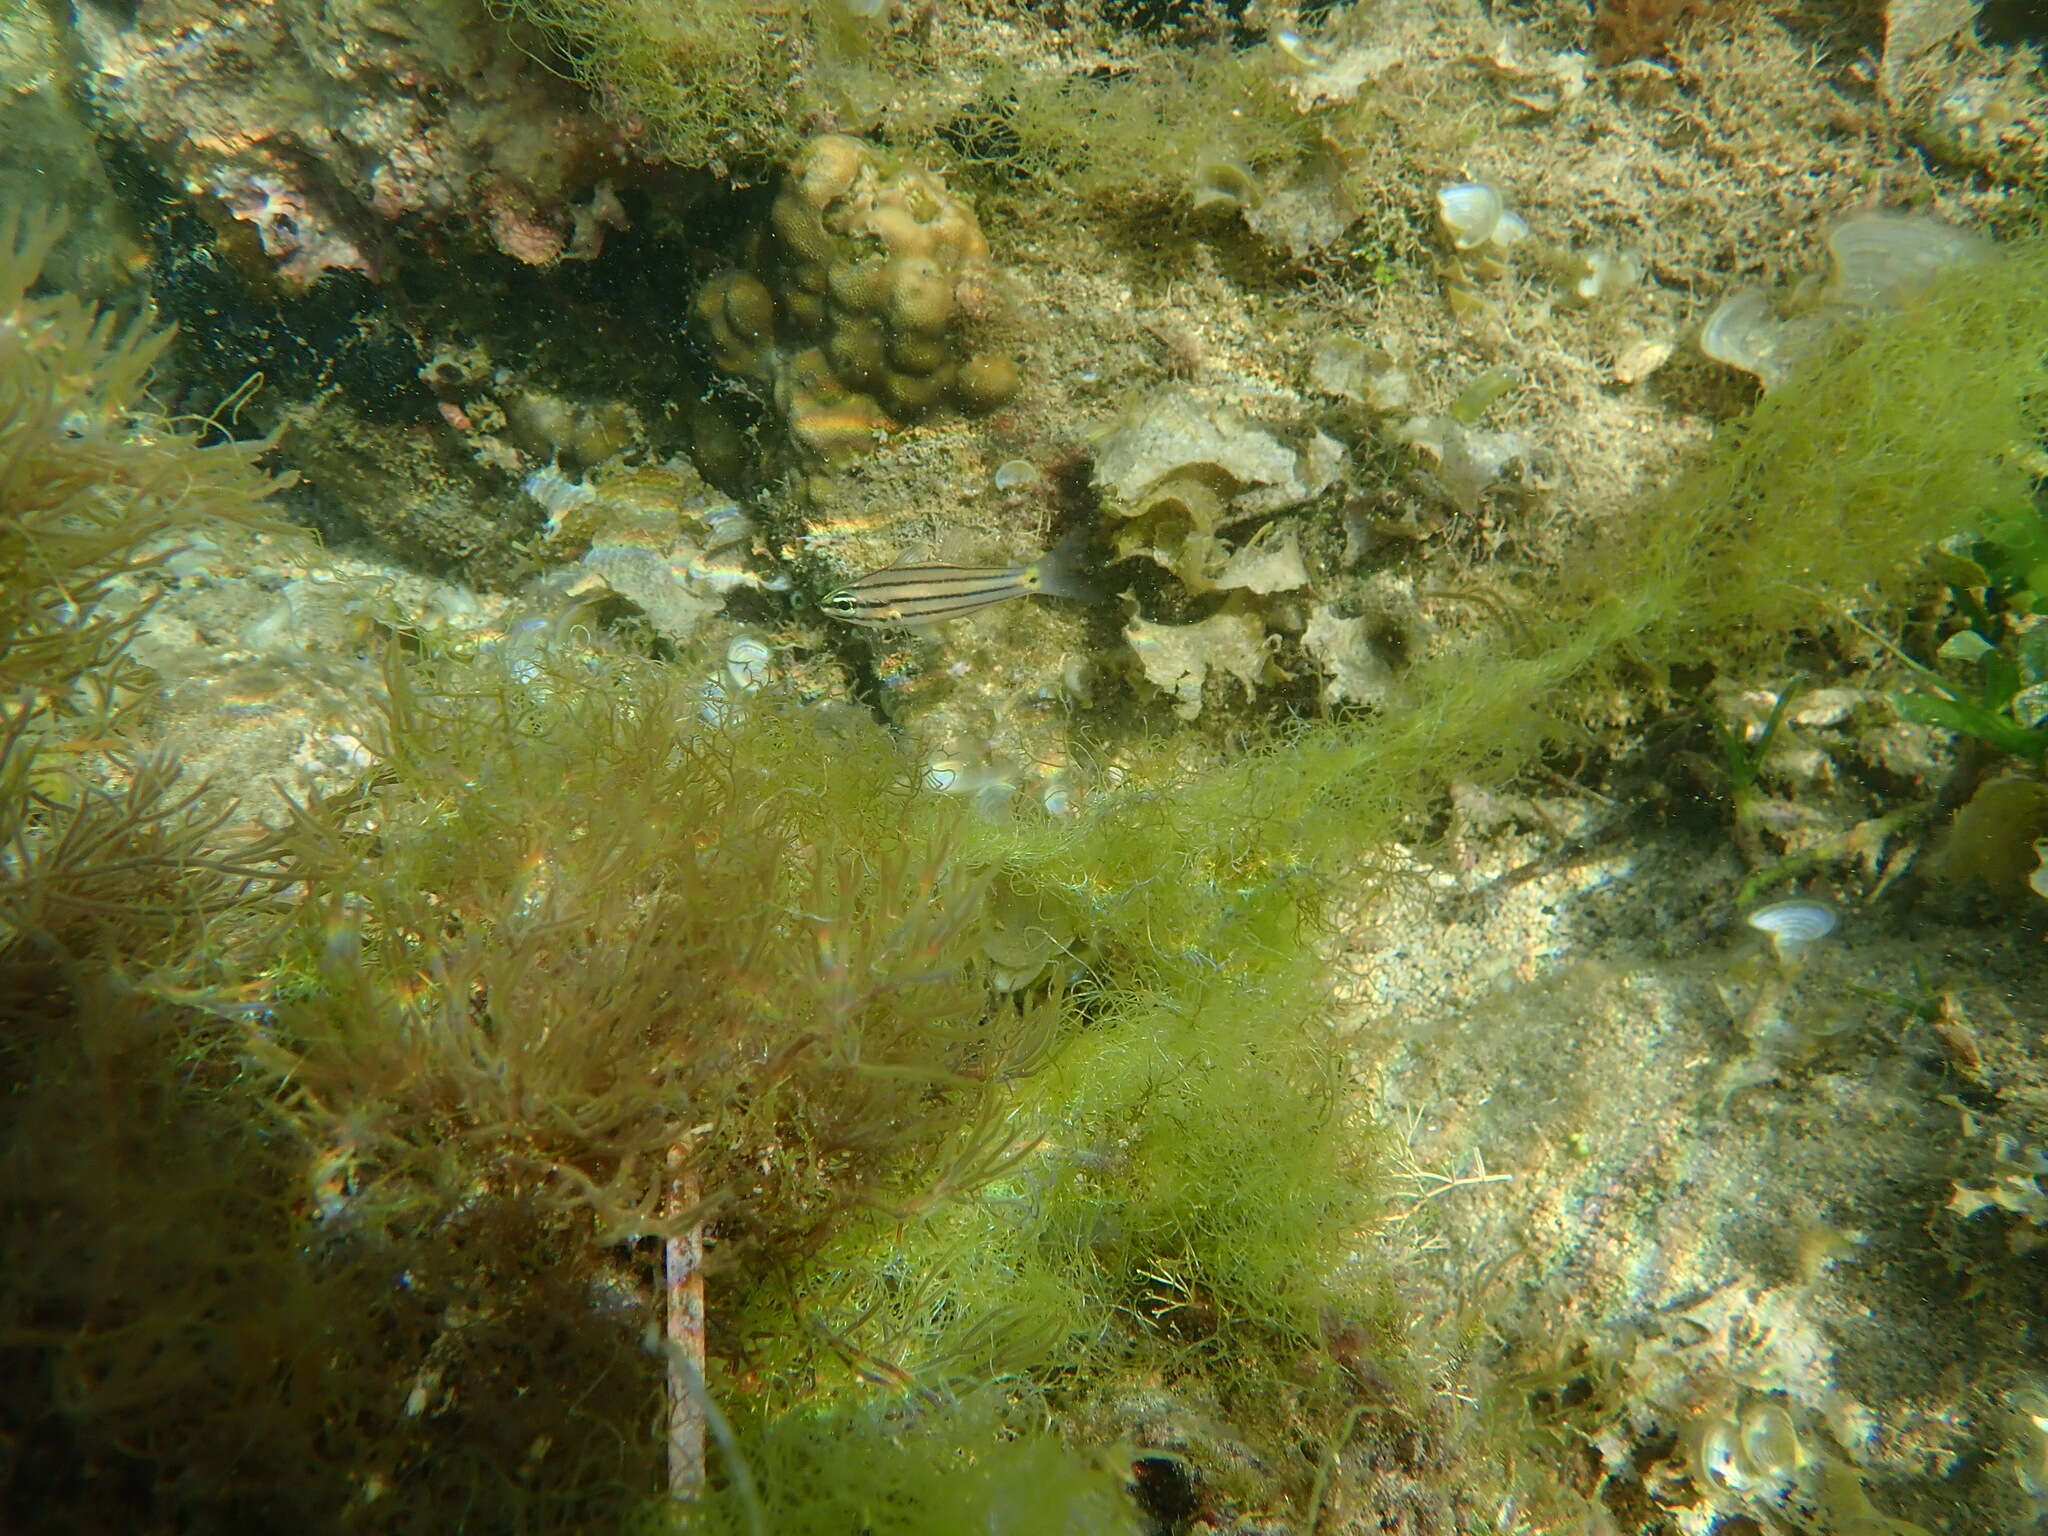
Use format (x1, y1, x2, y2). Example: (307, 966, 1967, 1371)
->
(821, 589, 858, 615)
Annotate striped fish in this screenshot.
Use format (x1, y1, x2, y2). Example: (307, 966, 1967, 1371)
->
(819, 535, 1096, 629)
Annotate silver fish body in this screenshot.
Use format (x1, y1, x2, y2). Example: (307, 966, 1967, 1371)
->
(819, 541, 1093, 628)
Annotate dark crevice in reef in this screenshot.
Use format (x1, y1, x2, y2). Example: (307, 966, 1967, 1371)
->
(97, 136, 781, 585)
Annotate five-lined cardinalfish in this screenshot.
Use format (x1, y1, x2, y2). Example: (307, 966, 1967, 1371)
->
(818, 532, 1099, 629)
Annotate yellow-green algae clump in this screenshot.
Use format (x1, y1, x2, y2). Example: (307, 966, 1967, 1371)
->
(500, 0, 816, 167)
(967, 46, 1311, 207)
(7, 190, 2048, 1532)
(503, 0, 1309, 212)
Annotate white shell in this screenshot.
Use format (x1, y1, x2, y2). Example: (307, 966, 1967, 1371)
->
(1571, 249, 1639, 304)
(1310, 335, 1412, 411)
(1698, 287, 1806, 391)
(725, 634, 772, 690)
(1826, 211, 1985, 310)
(1746, 899, 1837, 950)
(696, 678, 732, 726)
(992, 458, 1042, 491)
(1214, 524, 1310, 595)
(1310, 335, 1371, 401)
(1437, 183, 1505, 251)
(693, 499, 754, 550)
(1738, 1402, 1805, 1482)
(1271, 28, 1331, 68)
(1696, 1417, 1742, 1491)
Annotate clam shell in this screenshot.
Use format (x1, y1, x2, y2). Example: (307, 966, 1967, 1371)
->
(1271, 28, 1331, 68)
(1699, 287, 1803, 390)
(1738, 1402, 1805, 1482)
(1826, 211, 1985, 310)
(725, 634, 773, 690)
(1695, 1417, 1741, 1491)
(693, 499, 753, 551)
(1437, 183, 1505, 250)
(1746, 898, 1837, 948)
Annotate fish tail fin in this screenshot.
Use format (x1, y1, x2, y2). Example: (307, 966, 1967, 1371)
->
(1027, 526, 1104, 604)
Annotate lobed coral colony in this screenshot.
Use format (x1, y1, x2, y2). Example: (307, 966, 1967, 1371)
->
(696, 133, 1021, 463)
(6, 0, 2048, 1533)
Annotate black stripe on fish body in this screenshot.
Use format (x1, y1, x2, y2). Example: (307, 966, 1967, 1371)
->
(858, 564, 1028, 593)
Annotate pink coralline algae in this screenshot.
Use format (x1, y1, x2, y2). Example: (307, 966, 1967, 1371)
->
(73, 0, 646, 287)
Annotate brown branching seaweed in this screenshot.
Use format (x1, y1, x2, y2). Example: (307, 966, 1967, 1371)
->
(1592, 0, 1736, 64)
(0, 213, 285, 711)
(255, 646, 1044, 1276)
(0, 208, 701, 1531)
(182, 640, 1065, 1528)
(0, 261, 1065, 1516)
(0, 212, 368, 1530)
(0, 208, 295, 1016)
(0, 728, 290, 1021)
